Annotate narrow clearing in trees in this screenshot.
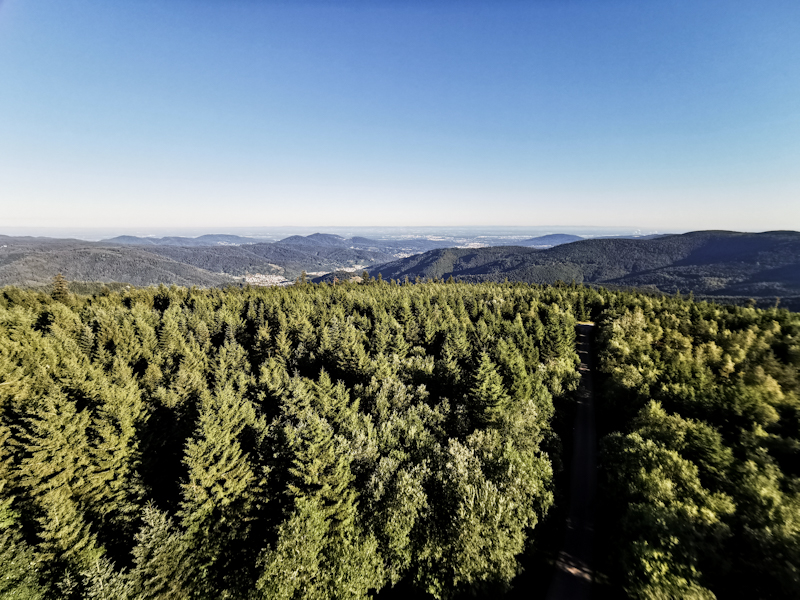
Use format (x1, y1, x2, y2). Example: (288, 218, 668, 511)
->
(546, 323, 597, 600)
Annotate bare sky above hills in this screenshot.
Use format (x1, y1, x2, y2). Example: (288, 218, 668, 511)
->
(1, 1, 798, 231)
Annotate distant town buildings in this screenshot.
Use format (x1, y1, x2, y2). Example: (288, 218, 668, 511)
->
(244, 273, 292, 287)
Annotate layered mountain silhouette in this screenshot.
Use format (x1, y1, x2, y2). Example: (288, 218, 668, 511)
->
(0, 233, 394, 286)
(2, 231, 799, 308)
(102, 234, 264, 246)
(360, 231, 800, 300)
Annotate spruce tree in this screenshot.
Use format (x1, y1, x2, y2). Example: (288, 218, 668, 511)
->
(0, 522, 47, 600)
(52, 273, 70, 303)
(468, 352, 510, 428)
(258, 380, 383, 599)
(177, 384, 267, 596)
(124, 505, 195, 600)
(20, 392, 106, 575)
(0, 424, 47, 600)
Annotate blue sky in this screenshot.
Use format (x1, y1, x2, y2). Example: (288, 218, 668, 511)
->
(1, 0, 798, 231)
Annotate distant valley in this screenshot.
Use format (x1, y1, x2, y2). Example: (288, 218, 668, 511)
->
(1, 230, 798, 310)
(0, 232, 471, 288)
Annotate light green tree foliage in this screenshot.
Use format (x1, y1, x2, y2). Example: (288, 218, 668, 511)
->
(20, 392, 105, 575)
(85, 505, 195, 600)
(631, 402, 733, 487)
(602, 430, 733, 599)
(0, 519, 46, 600)
(361, 378, 436, 585)
(417, 431, 553, 598)
(733, 453, 800, 596)
(0, 424, 46, 600)
(597, 306, 661, 408)
(596, 294, 800, 599)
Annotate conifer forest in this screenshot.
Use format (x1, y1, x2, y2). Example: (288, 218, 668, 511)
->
(0, 280, 798, 599)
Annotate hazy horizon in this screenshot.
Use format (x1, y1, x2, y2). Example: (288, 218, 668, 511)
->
(2, 1, 799, 231)
(0, 225, 679, 243)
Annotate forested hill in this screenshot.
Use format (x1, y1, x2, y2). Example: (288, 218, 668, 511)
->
(102, 234, 264, 246)
(100, 232, 457, 256)
(365, 230, 800, 302)
(0, 242, 236, 288)
(0, 232, 479, 289)
(517, 233, 583, 247)
(0, 234, 396, 287)
(3, 231, 799, 304)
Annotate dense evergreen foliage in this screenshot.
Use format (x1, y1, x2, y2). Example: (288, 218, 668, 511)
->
(0, 281, 584, 599)
(3, 278, 798, 599)
(593, 292, 800, 599)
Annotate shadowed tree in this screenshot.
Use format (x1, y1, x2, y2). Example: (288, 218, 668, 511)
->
(52, 273, 70, 303)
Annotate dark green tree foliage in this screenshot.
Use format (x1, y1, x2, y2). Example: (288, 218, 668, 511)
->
(0, 281, 584, 598)
(594, 293, 800, 599)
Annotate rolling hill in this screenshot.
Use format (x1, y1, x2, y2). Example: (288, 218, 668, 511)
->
(100, 234, 265, 246)
(360, 230, 800, 305)
(0, 233, 397, 287)
(3, 231, 799, 309)
(517, 233, 584, 247)
(103, 232, 468, 257)
(0, 242, 235, 288)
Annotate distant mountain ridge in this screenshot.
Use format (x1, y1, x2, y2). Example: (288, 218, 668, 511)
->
(1, 232, 456, 287)
(3, 231, 799, 309)
(518, 234, 583, 247)
(277, 233, 349, 247)
(100, 232, 455, 256)
(0, 233, 397, 286)
(102, 234, 264, 246)
(513, 233, 669, 248)
(360, 230, 800, 300)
